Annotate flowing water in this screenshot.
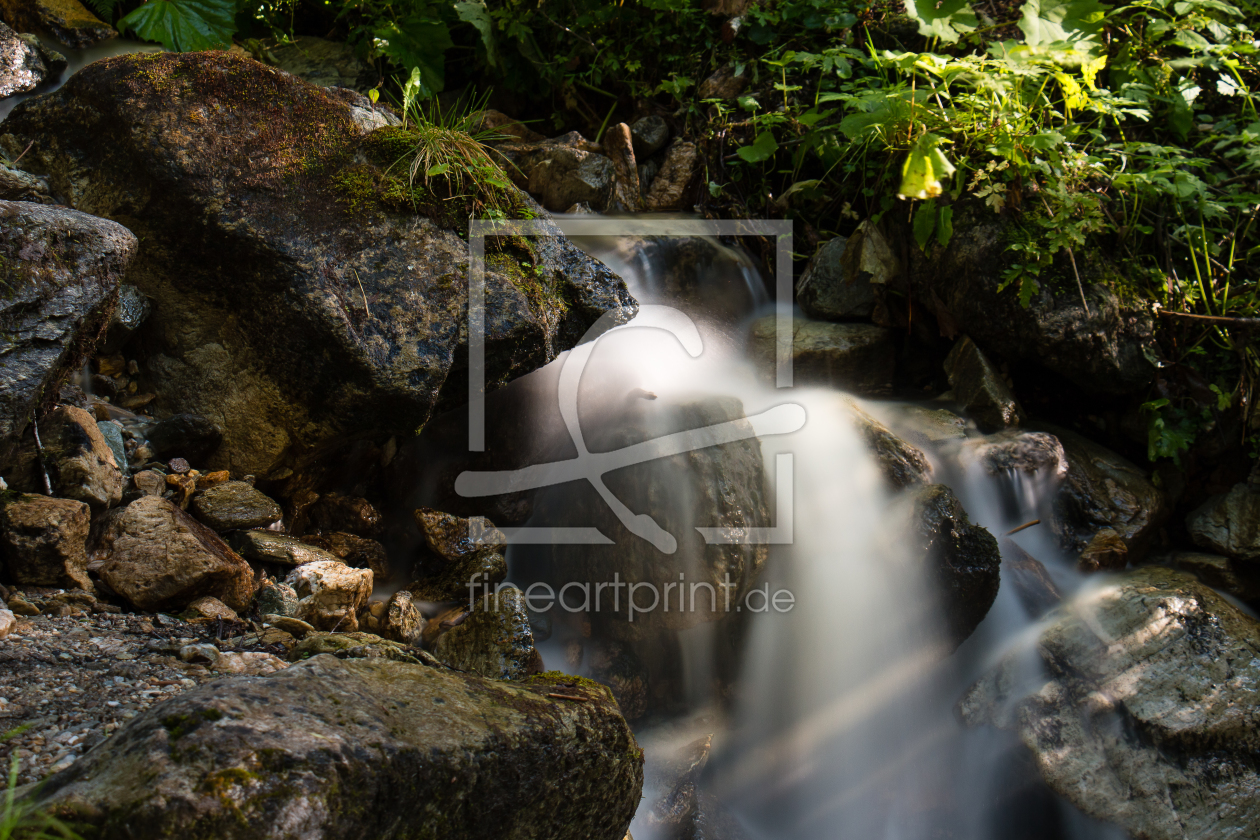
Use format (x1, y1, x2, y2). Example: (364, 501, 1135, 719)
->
(0, 37, 163, 122)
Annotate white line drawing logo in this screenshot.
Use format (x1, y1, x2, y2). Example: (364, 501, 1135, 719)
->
(461, 219, 798, 550)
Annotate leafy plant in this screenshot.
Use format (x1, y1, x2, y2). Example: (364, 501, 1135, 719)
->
(86, 0, 239, 51)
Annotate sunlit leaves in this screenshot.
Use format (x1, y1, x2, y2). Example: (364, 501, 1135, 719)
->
(737, 130, 779, 163)
(118, 0, 235, 51)
(1018, 0, 1110, 48)
(898, 133, 955, 200)
(903, 0, 977, 44)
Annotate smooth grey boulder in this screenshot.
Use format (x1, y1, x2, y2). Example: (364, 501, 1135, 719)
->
(432, 586, 541, 680)
(749, 316, 896, 396)
(1186, 482, 1260, 563)
(0, 52, 635, 478)
(0, 201, 135, 472)
(959, 567, 1260, 840)
(945, 336, 1024, 431)
(796, 235, 877, 321)
(20, 656, 644, 840)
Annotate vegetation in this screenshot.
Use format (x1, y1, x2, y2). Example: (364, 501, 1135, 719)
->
(1, 728, 80, 840)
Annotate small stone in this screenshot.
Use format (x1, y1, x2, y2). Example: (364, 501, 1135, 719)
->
(263, 614, 315, 639)
(96, 420, 129, 478)
(413, 508, 503, 560)
(183, 596, 239, 622)
(41, 405, 124, 510)
(644, 141, 698, 212)
(285, 560, 372, 632)
(630, 115, 669, 158)
(168, 458, 190, 474)
(381, 590, 424, 645)
(6, 593, 39, 616)
(190, 481, 282, 531)
(1078, 528, 1129, 573)
(432, 587, 541, 680)
(254, 579, 298, 618)
(0, 494, 92, 589)
(196, 470, 230, 490)
(125, 472, 165, 502)
(322, 532, 389, 581)
(698, 65, 748, 100)
(308, 492, 382, 536)
(229, 530, 338, 566)
(944, 336, 1025, 431)
(211, 650, 287, 676)
(179, 643, 219, 663)
(164, 472, 198, 508)
(0, 608, 14, 639)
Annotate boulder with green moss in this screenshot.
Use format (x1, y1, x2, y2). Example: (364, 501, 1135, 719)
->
(21, 656, 643, 840)
(0, 51, 635, 478)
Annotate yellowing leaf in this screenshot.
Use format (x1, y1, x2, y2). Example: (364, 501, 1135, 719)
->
(898, 134, 956, 200)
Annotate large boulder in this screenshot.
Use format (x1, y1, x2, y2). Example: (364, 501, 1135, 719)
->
(0, 201, 135, 472)
(93, 496, 255, 612)
(0, 52, 635, 478)
(431, 586, 541, 680)
(20, 656, 644, 840)
(749, 316, 896, 396)
(904, 202, 1156, 394)
(0, 494, 90, 589)
(37, 404, 123, 510)
(944, 336, 1025, 431)
(0, 0, 115, 48)
(959, 567, 1260, 840)
(1186, 481, 1260, 563)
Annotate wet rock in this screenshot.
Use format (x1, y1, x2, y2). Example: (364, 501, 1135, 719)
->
(1186, 482, 1260, 562)
(749, 316, 896, 395)
(962, 429, 1067, 477)
(1047, 425, 1165, 560)
(307, 492, 381, 536)
(146, 413, 222, 463)
(414, 507, 501, 560)
(797, 235, 877, 321)
(646, 734, 712, 834)
(846, 401, 931, 489)
(1161, 550, 1260, 602)
(0, 0, 114, 48)
(0, 494, 90, 589)
(890, 405, 968, 446)
(6, 591, 38, 615)
(94, 496, 255, 612)
(630, 115, 669, 158)
(381, 589, 424, 644)
(1077, 527, 1128, 573)
(190, 481, 282, 531)
(945, 336, 1024, 431)
(901, 484, 1001, 649)
(645, 141, 699, 211)
(95, 420, 128, 479)
(24, 657, 643, 840)
(228, 529, 337, 566)
(432, 586, 541, 680)
(698, 65, 748, 99)
(587, 640, 648, 722)
(253, 578, 298, 617)
(1000, 540, 1061, 617)
(0, 160, 53, 202)
(527, 145, 616, 212)
(0, 202, 135, 473)
(322, 531, 389, 581)
(408, 547, 507, 602)
(284, 559, 372, 631)
(960, 567, 1260, 840)
(265, 614, 314, 638)
(0, 22, 52, 96)
(99, 283, 150, 353)
(37, 405, 123, 510)
(0, 52, 634, 477)
(269, 36, 370, 90)
(0, 607, 13, 639)
(604, 122, 642, 212)
(183, 595, 238, 622)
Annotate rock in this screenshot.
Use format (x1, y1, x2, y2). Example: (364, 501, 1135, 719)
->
(432, 586, 541, 680)
(190, 481, 282, 531)
(1077, 527, 1129, 573)
(586, 640, 648, 722)
(125, 469, 167, 501)
(646, 734, 712, 833)
(0, 0, 114, 48)
(0, 52, 634, 478)
(1048, 425, 1165, 560)
(98, 283, 150, 353)
(527, 145, 616, 212)
(264, 614, 314, 638)
(906, 201, 1156, 394)
(183, 595, 238, 622)
(284, 559, 372, 631)
(0, 494, 90, 589)
(228, 529, 338, 566)
(94, 496, 256, 612)
(307, 492, 381, 536)
(603, 122, 641, 212)
(268, 36, 370, 90)
(797, 235, 878, 321)
(414, 507, 501, 560)
(37, 405, 123, 509)
(253, 579, 298, 617)
(0, 202, 135, 473)
(1000, 540, 1061, 617)
(381, 589, 424, 644)
(1163, 550, 1260, 602)
(698, 65, 748, 99)
(211, 650, 287, 675)
(146, 413, 222, 464)
(945, 336, 1024, 431)
(95, 420, 128, 478)
(890, 405, 968, 446)
(645, 141, 699, 212)
(899, 484, 1001, 649)
(408, 547, 507, 602)
(0, 22, 52, 96)
(322, 531, 389, 581)
(1186, 482, 1260, 562)
(178, 643, 219, 663)
(24, 657, 643, 840)
(291, 630, 415, 661)
(0, 607, 13, 639)
(845, 401, 931, 489)
(960, 567, 1260, 840)
(962, 429, 1067, 477)
(0, 161, 53, 203)
(6, 592, 37, 615)
(630, 115, 669, 157)
(749, 316, 896, 395)
(473, 109, 545, 142)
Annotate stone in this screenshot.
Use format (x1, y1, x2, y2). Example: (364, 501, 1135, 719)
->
(264, 614, 314, 638)
(1186, 482, 1260, 562)
(0, 494, 90, 589)
(269, 36, 370, 90)
(0, 22, 51, 97)
(381, 589, 424, 644)
(432, 587, 542, 680)
(24, 657, 643, 840)
(0, 0, 115, 48)
(797, 235, 878, 321)
(98, 283, 150, 353)
(94, 496, 255, 612)
(959, 567, 1260, 840)
(1000, 540, 1061, 617)
(0, 161, 53, 203)
(95, 420, 128, 478)
(178, 643, 219, 663)
(196, 469, 229, 490)
(0, 202, 135, 473)
(1077, 527, 1128, 573)
(0, 52, 635, 478)
(37, 405, 123, 509)
(749, 316, 896, 396)
(408, 547, 507, 603)
(630, 115, 669, 158)
(190, 481, 282, 531)
(897, 484, 1001, 650)
(146, 413, 222, 464)
(1047, 425, 1166, 560)
(6, 592, 37, 615)
(322, 531, 389, 581)
(167, 458, 190, 474)
(228, 529, 338, 566)
(603, 122, 641, 212)
(889, 405, 968, 446)
(290, 630, 415, 662)
(253, 579, 298, 617)
(1162, 550, 1260, 602)
(183, 595, 238, 622)
(845, 400, 931, 489)
(473, 109, 545, 142)
(414, 507, 501, 560)
(307, 492, 382, 536)
(944, 336, 1024, 431)
(645, 141, 699, 212)
(961, 429, 1067, 477)
(285, 559, 372, 631)
(698, 65, 748, 99)
(527, 145, 616, 212)
(0, 607, 13, 639)
(646, 734, 712, 833)
(211, 650, 287, 675)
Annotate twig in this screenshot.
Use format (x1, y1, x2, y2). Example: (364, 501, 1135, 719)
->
(547, 693, 589, 702)
(31, 416, 52, 495)
(1003, 519, 1040, 536)
(10, 140, 33, 167)
(1158, 310, 1260, 327)
(352, 269, 371, 319)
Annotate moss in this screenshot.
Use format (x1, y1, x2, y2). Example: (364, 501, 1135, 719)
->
(487, 251, 572, 322)
(162, 707, 223, 741)
(523, 670, 609, 693)
(199, 766, 259, 794)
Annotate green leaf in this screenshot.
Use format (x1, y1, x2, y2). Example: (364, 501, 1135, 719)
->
(937, 204, 954, 247)
(903, 0, 977, 43)
(426, 163, 451, 178)
(913, 199, 938, 251)
(898, 133, 955, 200)
(118, 0, 236, 51)
(375, 16, 453, 97)
(736, 130, 779, 163)
(1018, 0, 1110, 47)
(454, 0, 496, 66)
